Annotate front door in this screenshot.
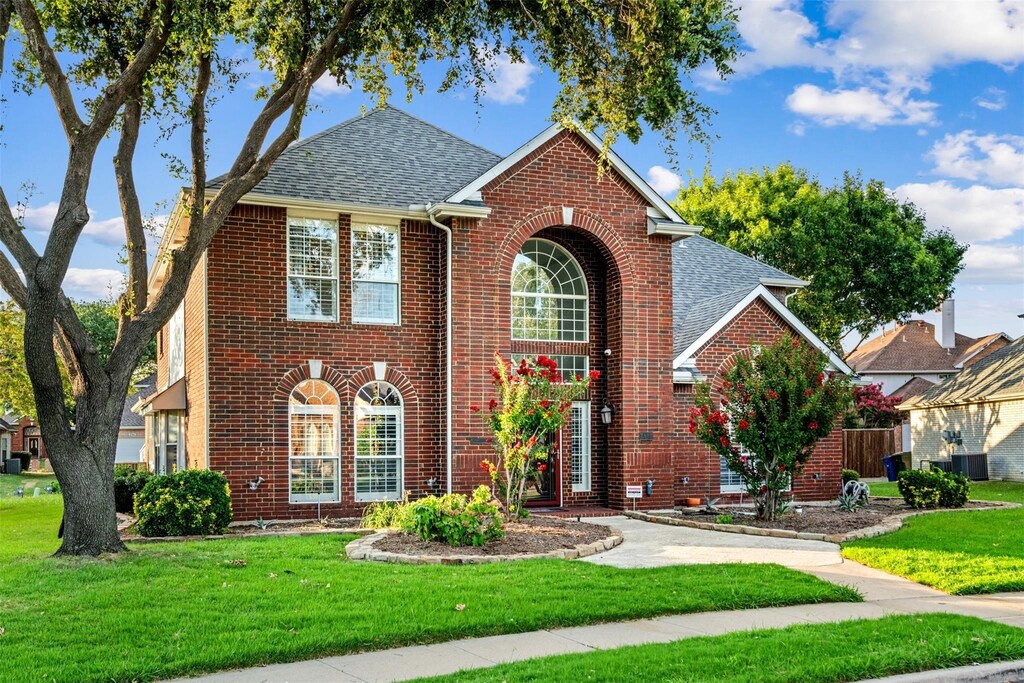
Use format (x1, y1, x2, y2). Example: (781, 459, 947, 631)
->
(27, 437, 40, 457)
(525, 433, 561, 506)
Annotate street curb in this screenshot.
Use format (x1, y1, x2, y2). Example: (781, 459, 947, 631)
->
(854, 659, 1024, 682)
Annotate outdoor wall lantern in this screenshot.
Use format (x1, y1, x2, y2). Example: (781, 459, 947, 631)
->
(600, 404, 615, 426)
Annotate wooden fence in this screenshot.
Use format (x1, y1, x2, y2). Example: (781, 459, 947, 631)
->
(842, 428, 896, 478)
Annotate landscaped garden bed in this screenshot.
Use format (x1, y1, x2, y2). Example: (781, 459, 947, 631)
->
(351, 516, 621, 563)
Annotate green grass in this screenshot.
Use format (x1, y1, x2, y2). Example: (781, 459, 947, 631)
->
(0, 471, 58, 498)
(844, 507, 1024, 594)
(0, 496, 859, 682)
(415, 614, 1024, 683)
(868, 479, 1024, 503)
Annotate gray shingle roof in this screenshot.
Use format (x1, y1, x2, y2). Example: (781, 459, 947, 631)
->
(901, 336, 1024, 410)
(121, 374, 156, 429)
(673, 236, 806, 358)
(208, 106, 502, 210)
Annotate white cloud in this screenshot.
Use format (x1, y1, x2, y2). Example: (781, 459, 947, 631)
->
(926, 131, 1024, 186)
(62, 268, 125, 299)
(961, 242, 1024, 284)
(646, 166, 682, 196)
(730, 0, 827, 74)
(21, 202, 127, 245)
(311, 72, 351, 99)
(975, 86, 1008, 111)
(481, 52, 538, 105)
(787, 120, 807, 137)
(892, 181, 1024, 243)
(785, 83, 938, 127)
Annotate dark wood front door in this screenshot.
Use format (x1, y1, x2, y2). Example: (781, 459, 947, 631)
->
(525, 433, 561, 506)
(27, 437, 40, 456)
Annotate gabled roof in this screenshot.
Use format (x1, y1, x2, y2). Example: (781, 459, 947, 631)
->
(889, 376, 935, 402)
(672, 236, 808, 358)
(121, 374, 157, 428)
(955, 332, 1013, 369)
(846, 321, 1007, 374)
(208, 106, 502, 210)
(900, 336, 1024, 410)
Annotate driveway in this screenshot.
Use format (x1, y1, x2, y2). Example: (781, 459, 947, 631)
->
(582, 515, 843, 568)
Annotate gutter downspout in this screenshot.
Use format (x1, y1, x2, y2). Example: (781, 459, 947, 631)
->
(427, 207, 453, 494)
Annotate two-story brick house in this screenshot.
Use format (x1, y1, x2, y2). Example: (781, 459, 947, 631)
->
(137, 106, 852, 520)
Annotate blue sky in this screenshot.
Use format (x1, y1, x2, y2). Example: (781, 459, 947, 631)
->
(2, 0, 1022, 345)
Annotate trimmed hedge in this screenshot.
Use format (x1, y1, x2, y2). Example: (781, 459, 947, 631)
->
(135, 470, 233, 537)
(897, 468, 970, 509)
(842, 468, 860, 484)
(114, 466, 153, 514)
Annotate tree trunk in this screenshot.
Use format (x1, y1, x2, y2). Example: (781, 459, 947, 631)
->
(54, 443, 125, 555)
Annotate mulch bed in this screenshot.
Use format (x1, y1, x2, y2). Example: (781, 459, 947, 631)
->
(371, 516, 610, 556)
(679, 499, 993, 535)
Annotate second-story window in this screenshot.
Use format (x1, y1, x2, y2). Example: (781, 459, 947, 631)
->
(287, 217, 339, 322)
(352, 223, 400, 325)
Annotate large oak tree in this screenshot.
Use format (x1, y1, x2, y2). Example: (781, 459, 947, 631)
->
(0, 0, 739, 555)
(674, 163, 966, 353)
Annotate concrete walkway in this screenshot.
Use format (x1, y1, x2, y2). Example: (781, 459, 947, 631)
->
(166, 516, 1024, 683)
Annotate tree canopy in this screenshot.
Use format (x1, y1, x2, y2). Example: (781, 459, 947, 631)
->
(673, 164, 967, 352)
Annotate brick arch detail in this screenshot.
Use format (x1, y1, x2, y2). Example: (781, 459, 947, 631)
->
(710, 347, 757, 395)
(272, 362, 347, 402)
(346, 365, 418, 405)
(498, 206, 637, 291)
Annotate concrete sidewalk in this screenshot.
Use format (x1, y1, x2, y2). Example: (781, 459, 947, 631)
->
(164, 516, 1024, 683)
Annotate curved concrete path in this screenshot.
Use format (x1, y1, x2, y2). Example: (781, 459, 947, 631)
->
(582, 515, 843, 568)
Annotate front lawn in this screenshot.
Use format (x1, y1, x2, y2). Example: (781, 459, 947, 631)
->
(867, 479, 1024, 503)
(417, 614, 1024, 683)
(0, 471, 57, 498)
(0, 498, 858, 682)
(843, 507, 1024, 594)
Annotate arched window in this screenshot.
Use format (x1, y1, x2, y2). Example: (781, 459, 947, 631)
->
(289, 379, 340, 503)
(354, 381, 404, 501)
(511, 238, 588, 342)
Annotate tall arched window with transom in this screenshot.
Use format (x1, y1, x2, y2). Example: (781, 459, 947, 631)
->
(288, 379, 340, 503)
(354, 381, 404, 501)
(511, 238, 589, 342)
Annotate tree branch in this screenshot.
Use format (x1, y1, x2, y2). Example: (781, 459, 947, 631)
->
(0, 249, 27, 307)
(189, 53, 213, 222)
(115, 91, 148, 315)
(12, 0, 85, 141)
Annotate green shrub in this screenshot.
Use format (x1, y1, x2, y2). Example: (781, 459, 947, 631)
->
(842, 468, 860, 484)
(402, 485, 504, 547)
(135, 470, 233, 537)
(113, 466, 154, 514)
(50, 480, 61, 494)
(897, 469, 970, 509)
(715, 513, 734, 524)
(361, 498, 410, 529)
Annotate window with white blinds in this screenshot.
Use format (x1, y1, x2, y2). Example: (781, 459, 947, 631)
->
(571, 401, 591, 492)
(287, 218, 339, 322)
(352, 223, 400, 324)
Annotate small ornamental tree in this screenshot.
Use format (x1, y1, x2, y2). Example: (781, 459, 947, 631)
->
(690, 335, 852, 521)
(475, 354, 596, 517)
(851, 384, 904, 428)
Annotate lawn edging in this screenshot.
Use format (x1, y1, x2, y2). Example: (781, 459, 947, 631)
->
(346, 527, 623, 564)
(625, 499, 1019, 544)
(125, 526, 372, 544)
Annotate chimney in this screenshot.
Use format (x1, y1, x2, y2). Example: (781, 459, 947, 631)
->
(939, 299, 955, 349)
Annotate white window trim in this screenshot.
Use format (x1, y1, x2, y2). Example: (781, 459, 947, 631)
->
(351, 222, 401, 326)
(570, 401, 592, 493)
(286, 216, 340, 323)
(511, 238, 590, 343)
(511, 354, 588, 381)
(353, 382, 405, 502)
(288, 388, 341, 504)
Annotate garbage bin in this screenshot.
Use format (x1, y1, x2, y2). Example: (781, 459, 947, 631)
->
(3, 457, 21, 475)
(882, 455, 901, 482)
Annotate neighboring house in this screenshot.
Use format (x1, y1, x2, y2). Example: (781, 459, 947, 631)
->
(900, 336, 1024, 482)
(847, 300, 1011, 396)
(141, 106, 853, 520)
(118, 375, 156, 464)
(0, 414, 48, 467)
(671, 237, 853, 502)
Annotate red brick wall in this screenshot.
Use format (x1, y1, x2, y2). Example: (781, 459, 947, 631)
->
(451, 130, 677, 511)
(200, 205, 446, 519)
(672, 297, 843, 504)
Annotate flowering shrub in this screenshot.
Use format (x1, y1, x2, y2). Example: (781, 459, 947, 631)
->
(851, 384, 904, 428)
(403, 485, 504, 546)
(690, 335, 852, 521)
(897, 469, 969, 509)
(476, 354, 595, 517)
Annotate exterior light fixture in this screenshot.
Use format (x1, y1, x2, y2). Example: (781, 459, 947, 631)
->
(600, 404, 615, 425)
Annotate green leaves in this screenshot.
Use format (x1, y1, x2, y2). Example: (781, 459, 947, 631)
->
(674, 164, 967, 351)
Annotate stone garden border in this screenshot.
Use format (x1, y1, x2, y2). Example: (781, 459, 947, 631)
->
(346, 527, 623, 564)
(625, 498, 1020, 544)
(125, 526, 372, 544)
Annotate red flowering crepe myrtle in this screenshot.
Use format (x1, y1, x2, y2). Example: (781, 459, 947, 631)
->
(476, 353, 595, 516)
(852, 383, 904, 428)
(690, 335, 852, 521)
